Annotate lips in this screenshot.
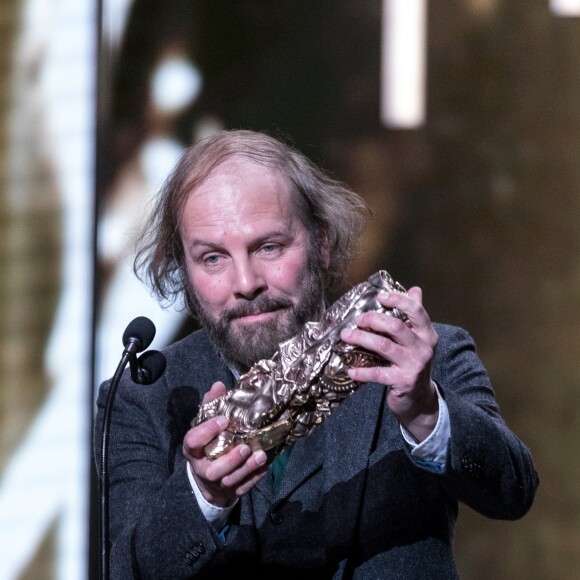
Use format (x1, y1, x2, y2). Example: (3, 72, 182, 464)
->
(233, 307, 286, 324)
(225, 297, 293, 322)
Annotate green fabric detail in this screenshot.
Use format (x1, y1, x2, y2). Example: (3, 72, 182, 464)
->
(270, 445, 293, 493)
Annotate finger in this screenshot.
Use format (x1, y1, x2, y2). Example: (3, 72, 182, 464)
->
(377, 288, 437, 342)
(183, 416, 229, 459)
(378, 288, 426, 323)
(202, 381, 227, 404)
(407, 286, 423, 304)
(233, 466, 269, 497)
(347, 364, 395, 386)
(205, 446, 267, 487)
(342, 298, 416, 355)
(348, 361, 429, 392)
(350, 309, 413, 345)
(341, 322, 406, 364)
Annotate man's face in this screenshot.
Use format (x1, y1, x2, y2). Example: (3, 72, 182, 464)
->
(179, 159, 327, 370)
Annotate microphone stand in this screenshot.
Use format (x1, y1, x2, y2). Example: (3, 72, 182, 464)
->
(98, 317, 161, 580)
(98, 349, 134, 580)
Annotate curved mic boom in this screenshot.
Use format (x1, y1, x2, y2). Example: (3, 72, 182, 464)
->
(99, 317, 164, 580)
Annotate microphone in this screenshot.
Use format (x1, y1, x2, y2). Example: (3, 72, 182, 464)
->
(134, 350, 167, 385)
(122, 317, 162, 385)
(122, 316, 156, 355)
(99, 317, 165, 580)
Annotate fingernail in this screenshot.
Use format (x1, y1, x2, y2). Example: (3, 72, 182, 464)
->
(216, 417, 228, 428)
(239, 445, 251, 458)
(255, 450, 267, 465)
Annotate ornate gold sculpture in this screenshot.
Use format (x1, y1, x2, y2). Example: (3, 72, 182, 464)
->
(193, 270, 407, 459)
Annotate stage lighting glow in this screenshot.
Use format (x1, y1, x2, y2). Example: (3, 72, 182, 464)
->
(551, 0, 580, 16)
(381, 0, 427, 128)
(151, 56, 203, 114)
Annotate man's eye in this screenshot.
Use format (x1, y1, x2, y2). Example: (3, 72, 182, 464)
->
(204, 255, 221, 265)
(260, 244, 279, 254)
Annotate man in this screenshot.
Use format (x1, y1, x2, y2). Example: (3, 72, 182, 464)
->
(95, 130, 538, 579)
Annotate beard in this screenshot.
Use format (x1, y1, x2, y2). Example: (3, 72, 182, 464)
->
(187, 257, 325, 372)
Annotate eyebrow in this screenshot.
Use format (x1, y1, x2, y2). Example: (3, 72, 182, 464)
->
(187, 240, 224, 251)
(186, 229, 294, 253)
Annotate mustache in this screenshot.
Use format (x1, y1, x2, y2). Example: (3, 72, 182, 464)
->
(223, 295, 294, 321)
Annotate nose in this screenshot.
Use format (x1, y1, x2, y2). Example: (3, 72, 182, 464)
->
(232, 257, 267, 300)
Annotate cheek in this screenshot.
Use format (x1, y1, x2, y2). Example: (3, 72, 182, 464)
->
(271, 254, 310, 291)
(187, 266, 228, 308)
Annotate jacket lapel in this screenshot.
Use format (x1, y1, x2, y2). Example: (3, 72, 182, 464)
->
(321, 383, 388, 557)
(268, 382, 388, 502)
(272, 418, 325, 500)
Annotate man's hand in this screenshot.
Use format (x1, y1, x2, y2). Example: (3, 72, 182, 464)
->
(340, 287, 439, 442)
(182, 382, 269, 507)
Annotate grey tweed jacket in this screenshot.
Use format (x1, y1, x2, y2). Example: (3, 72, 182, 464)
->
(95, 323, 538, 579)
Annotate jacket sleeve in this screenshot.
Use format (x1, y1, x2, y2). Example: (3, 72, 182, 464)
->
(94, 372, 227, 579)
(429, 324, 539, 520)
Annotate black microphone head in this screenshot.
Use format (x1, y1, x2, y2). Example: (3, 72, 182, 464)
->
(122, 316, 156, 353)
(135, 350, 167, 385)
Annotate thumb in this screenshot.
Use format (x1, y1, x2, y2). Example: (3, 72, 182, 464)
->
(202, 381, 227, 404)
(407, 286, 423, 304)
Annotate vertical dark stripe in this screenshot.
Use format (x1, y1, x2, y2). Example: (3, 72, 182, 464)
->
(88, 1, 105, 578)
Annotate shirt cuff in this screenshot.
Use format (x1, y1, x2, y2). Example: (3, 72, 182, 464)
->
(400, 381, 450, 466)
(187, 462, 238, 530)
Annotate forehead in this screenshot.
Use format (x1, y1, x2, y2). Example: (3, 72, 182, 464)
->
(180, 159, 298, 230)
(187, 159, 292, 206)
